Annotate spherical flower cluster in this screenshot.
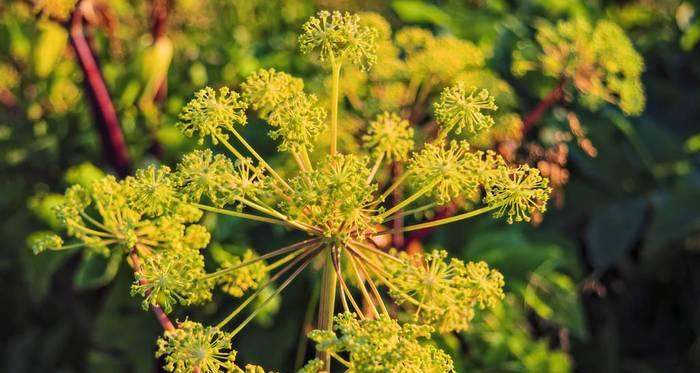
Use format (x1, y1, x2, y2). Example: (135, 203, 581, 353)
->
(284, 154, 377, 241)
(407, 141, 481, 205)
(484, 164, 552, 224)
(125, 165, 177, 217)
(387, 250, 504, 333)
(174, 149, 236, 207)
(434, 82, 498, 136)
(406, 35, 485, 84)
(156, 321, 238, 373)
(241, 68, 304, 119)
(362, 112, 415, 162)
(299, 10, 378, 70)
(512, 18, 645, 115)
(266, 92, 326, 153)
(131, 243, 212, 313)
(213, 249, 268, 298)
(308, 313, 455, 372)
(176, 87, 248, 144)
(30, 232, 63, 254)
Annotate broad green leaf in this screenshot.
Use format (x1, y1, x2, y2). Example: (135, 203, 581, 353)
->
(585, 198, 646, 269)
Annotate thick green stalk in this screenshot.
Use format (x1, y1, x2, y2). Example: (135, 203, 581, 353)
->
(330, 60, 342, 155)
(317, 246, 338, 370)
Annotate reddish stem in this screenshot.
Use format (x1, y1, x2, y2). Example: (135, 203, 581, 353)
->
(521, 78, 566, 135)
(68, 6, 131, 177)
(129, 249, 175, 331)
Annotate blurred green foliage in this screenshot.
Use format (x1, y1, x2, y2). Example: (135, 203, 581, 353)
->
(1, 0, 699, 372)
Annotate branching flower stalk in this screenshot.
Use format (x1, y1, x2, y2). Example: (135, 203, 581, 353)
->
(33, 11, 552, 373)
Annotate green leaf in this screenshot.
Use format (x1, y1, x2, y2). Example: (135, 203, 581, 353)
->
(33, 21, 68, 78)
(585, 198, 646, 269)
(643, 174, 700, 254)
(391, 0, 452, 27)
(524, 266, 588, 339)
(73, 251, 123, 290)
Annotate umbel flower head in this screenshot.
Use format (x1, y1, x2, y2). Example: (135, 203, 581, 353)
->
(299, 10, 378, 69)
(284, 154, 378, 241)
(125, 165, 177, 217)
(157, 321, 238, 373)
(512, 18, 645, 115)
(174, 149, 236, 207)
(308, 313, 455, 373)
(266, 92, 327, 153)
(434, 82, 498, 137)
(212, 248, 268, 298)
(131, 243, 212, 313)
(407, 141, 481, 205)
(30, 232, 63, 254)
(176, 87, 248, 144)
(362, 112, 415, 162)
(387, 250, 505, 333)
(241, 68, 304, 119)
(484, 164, 552, 223)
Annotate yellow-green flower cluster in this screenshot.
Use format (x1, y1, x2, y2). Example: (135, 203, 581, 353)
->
(362, 112, 415, 162)
(405, 33, 485, 85)
(213, 248, 268, 298)
(434, 82, 498, 136)
(266, 92, 326, 153)
(407, 141, 482, 205)
(512, 18, 645, 115)
(29, 232, 63, 254)
(243, 69, 327, 153)
(387, 250, 504, 333)
(174, 149, 237, 207)
(308, 313, 455, 372)
(47, 171, 215, 311)
(125, 165, 178, 217)
(156, 321, 238, 373)
(284, 154, 378, 241)
(131, 243, 212, 313)
(484, 164, 552, 224)
(33, 0, 76, 21)
(176, 87, 248, 144)
(241, 68, 304, 119)
(299, 11, 378, 70)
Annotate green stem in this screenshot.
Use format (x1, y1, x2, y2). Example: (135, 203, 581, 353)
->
(369, 171, 410, 208)
(366, 152, 385, 184)
(192, 203, 291, 227)
(330, 60, 342, 155)
(301, 148, 314, 171)
(216, 244, 320, 329)
(215, 134, 246, 161)
(351, 253, 389, 316)
(202, 238, 321, 281)
(346, 252, 379, 318)
(229, 128, 291, 190)
(230, 252, 316, 336)
(317, 246, 338, 370)
(378, 204, 499, 235)
(382, 203, 437, 223)
(379, 179, 438, 219)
